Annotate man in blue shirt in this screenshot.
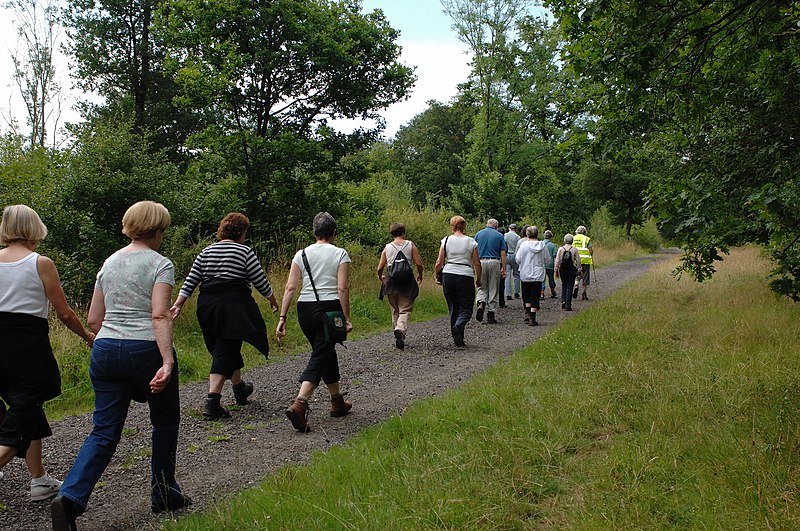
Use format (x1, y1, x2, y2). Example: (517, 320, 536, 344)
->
(474, 219, 507, 324)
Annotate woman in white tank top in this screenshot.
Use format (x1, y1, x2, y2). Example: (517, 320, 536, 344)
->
(0, 205, 94, 500)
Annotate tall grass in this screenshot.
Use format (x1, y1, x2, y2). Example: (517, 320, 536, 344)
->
(165, 246, 800, 529)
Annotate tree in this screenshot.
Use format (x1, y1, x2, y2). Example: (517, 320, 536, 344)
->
(7, 0, 62, 148)
(391, 100, 475, 206)
(547, 0, 800, 299)
(155, 0, 415, 237)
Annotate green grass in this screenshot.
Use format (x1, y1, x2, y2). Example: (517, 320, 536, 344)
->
(164, 246, 800, 529)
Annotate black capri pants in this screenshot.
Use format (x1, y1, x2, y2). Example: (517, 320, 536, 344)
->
(296, 300, 343, 385)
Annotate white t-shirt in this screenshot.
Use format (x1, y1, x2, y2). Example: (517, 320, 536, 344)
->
(440, 235, 477, 277)
(293, 243, 351, 302)
(95, 249, 175, 341)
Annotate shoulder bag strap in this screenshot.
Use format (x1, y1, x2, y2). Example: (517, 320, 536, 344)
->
(301, 249, 321, 302)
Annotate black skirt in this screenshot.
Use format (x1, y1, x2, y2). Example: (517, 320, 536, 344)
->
(196, 279, 269, 357)
(0, 312, 61, 402)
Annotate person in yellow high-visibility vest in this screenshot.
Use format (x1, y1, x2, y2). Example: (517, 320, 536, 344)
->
(572, 225, 593, 300)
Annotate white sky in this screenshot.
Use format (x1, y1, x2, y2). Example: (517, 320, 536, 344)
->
(0, 0, 474, 142)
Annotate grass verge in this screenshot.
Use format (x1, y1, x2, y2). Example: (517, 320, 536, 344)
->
(164, 246, 800, 529)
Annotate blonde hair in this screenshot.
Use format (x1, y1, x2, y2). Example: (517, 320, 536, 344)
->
(122, 201, 171, 240)
(0, 205, 48, 244)
(449, 215, 466, 232)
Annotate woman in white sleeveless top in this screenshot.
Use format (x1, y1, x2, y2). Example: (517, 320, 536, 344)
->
(0, 205, 94, 500)
(376, 222, 424, 349)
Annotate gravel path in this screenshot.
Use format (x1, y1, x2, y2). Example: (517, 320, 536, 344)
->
(0, 251, 674, 530)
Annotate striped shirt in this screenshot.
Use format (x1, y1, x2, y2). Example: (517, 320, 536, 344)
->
(178, 241, 273, 299)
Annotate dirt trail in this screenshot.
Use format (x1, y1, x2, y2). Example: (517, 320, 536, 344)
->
(0, 252, 673, 530)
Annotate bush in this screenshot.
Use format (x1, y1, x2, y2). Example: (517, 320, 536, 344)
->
(630, 217, 662, 251)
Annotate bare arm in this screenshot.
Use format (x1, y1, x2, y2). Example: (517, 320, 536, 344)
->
(500, 250, 507, 279)
(337, 262, 353, 333)
(276, 262, 301, 339)
(411, 243, 424, 284)
(149, 282, 175, 394)
(376, 250, 387, 282)
(87, 288, 106, 334)
(434, 245, 446, 280)
(38, 256, 94, 346)
(471, 248, 482, 287)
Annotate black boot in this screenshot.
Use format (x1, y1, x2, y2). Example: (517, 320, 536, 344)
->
(232, 380, 254, 405)
(203, 393, 230, 420)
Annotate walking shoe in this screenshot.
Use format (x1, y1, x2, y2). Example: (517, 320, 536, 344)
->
(514, 293, 520, 299)
(0, 470, 4, 480)
(565, 307, 572, 311)
(540, 293, 545, 300)
(232, 380, 254, 405)
(31, 474, 62, 501)
(561, 301, 566, 309)
(523, 317, 530, 324)
(51, 496, 78, 531)
(152, 493, 192, 513)
(506, 295, 512, 300)
(286, 398, 310, 432)
(451, 325, 465, 347)
(330, 393, 353, 417)
(475, 302, 485, 322)
(202, 394, 230, 420)
(573, 286, 579, 299)
(581, 292, 589, 300)
(394, 329, 405, 350)
(486, 311, 497, 324)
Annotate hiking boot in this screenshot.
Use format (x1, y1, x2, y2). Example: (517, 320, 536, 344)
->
(51, 496, 79, 531)
(152, 493, 192, 513)
(31, 474, 61, 501)
(475, 302, 485, 322)
(394, 329, 405, 350)
(506, 295, 512, 301)
(573, 286, 579, 299)
(330, 393, 352, 417)
(451, 325, 465, 347)
(286, 398, 310, 432)
(486, 311, 497, 324)
(202, 394, 230, 420)
(581, 292, 589, 300)
(232, 381, 254, 405)
(561, 301, 566, 309)
(514, 293, 520, 299)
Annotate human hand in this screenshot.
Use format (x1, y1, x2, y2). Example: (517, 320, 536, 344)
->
(345, 320, 354, 333)
(149, 364, 173, 393)
(276, 319, 287, 339)
(169, 304, 182, 320)
(270, 300, 280, 313)
(501, 270, 507, 279)
(85, 332, 95, 348)
(417, 274, 423, 285)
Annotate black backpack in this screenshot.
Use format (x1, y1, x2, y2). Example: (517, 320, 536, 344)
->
(389, 243, 414, 284)
(560, 247, 577, 274)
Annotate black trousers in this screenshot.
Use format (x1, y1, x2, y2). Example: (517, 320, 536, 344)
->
(297, 300, 343, 385)
(441, 273, 475, 330)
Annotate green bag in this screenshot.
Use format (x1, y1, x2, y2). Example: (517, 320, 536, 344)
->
(324, 310, 348, 344)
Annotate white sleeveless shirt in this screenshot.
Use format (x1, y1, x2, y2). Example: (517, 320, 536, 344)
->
(0, 252, 48, 319)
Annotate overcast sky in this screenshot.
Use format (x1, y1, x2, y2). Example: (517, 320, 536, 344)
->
(0, 0, 474, 142)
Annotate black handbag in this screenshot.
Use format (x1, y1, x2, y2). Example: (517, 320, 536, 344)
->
(301, 249, 348, 345)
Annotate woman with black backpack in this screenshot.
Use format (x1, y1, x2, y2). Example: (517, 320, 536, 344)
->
(554, 234, 582, 311)
(376, 223, 424, 350)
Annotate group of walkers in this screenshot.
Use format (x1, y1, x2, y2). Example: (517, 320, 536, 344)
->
(0, 202, 592, 530)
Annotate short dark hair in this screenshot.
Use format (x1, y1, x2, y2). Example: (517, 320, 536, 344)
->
(313, 212, 337, 239)
(217, 212, 249, 241)
(389, 222, 406, 238)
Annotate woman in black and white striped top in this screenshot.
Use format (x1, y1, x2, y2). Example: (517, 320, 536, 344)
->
(171, 213, 279, 420)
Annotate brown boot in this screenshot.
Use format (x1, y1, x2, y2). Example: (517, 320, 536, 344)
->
(330, 393, 352, 417)
(285, 398, 310, 432)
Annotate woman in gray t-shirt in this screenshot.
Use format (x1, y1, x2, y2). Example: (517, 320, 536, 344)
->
(51, 202, 190, 529)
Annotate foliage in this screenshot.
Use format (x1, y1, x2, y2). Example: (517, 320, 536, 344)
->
(546, 0, 800, 299)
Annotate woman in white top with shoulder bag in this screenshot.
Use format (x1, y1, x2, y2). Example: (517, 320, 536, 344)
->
(276, 212, 353, 433)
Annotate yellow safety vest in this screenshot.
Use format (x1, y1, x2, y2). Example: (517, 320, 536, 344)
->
(573, 234, 592, 265)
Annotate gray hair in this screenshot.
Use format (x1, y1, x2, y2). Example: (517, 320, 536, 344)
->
(313, 212, 337, 239)
(526, 225, 538, 238)
(543, 230, 553, 239)
(487, 218, 499, 228)
(575, 225, 587, 235)
(564, 233, 574, 244)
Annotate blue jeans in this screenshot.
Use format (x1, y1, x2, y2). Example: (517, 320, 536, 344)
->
(59, 339, 182, 512)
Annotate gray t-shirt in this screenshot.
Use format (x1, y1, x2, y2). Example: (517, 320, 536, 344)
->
(504, 231, 521, 254)
(95, 249, 175, 341)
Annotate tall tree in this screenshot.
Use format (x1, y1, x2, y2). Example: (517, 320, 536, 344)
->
(155, 0, 415, 235)
(7, 0, 61, 148)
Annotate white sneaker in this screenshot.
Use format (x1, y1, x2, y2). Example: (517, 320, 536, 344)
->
(30, 474, 62, 501)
